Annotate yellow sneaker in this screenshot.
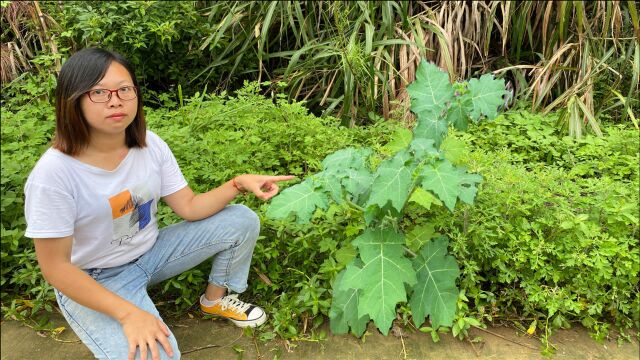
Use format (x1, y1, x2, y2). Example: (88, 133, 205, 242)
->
(200, 294, 266, 328)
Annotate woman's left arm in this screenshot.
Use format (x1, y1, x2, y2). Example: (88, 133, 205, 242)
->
(163, 174, 295, 221)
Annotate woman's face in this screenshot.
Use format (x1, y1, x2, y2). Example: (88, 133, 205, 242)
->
(79, 61, 138, 139)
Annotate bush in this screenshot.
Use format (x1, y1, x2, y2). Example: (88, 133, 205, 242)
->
(466, 109, 639, 183)
(418, 111, 639, 345)
(41, 0, 238, 101)
(427, 149, 638, 336)
(146, 83, 395, 340)
(1, 94, 57, 318)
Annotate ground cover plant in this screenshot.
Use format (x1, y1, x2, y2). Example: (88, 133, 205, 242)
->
(429, 121, 640, 353)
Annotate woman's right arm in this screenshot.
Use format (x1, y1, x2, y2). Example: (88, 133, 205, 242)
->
(34, 236, 174, 360)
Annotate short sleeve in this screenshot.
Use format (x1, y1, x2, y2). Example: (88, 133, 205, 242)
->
(155, 136, 188, 197)
(24, 182, 76, 238)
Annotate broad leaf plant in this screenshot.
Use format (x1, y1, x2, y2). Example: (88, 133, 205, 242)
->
(267, 60, 506, 335)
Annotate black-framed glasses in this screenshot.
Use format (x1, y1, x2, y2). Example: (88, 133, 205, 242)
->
(85, 86, 138, 103)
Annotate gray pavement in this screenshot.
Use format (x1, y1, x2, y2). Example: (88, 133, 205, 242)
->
(1, 313, 638, 359)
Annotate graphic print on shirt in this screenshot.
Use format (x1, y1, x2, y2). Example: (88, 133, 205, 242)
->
(108, 183, 154, 246)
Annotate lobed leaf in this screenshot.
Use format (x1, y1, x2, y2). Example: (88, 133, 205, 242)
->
(407, 60, 454, 119)
(312, 173, 344, 204)
(409, 138, 439, 160)
(412, 116, 449, 148)
(340, 229, 417, 334)
(265, 180, 328, 223)
(365, 150, 414, 213)
(328, 269, 370, 337)
(467, 74, 506, 121)
(381, 128, 412, 155)
(406, 222, 440, 253)
(440, 137, 468, 165)
(409, 236, 460, 329)
(407, 60, 455, 147)
(419, 159, 482, 211)
(341, 168, 374, 205)
(446, 96, 473, 131)
(408, 187, 442, 211)
(321, 147, 373, 172)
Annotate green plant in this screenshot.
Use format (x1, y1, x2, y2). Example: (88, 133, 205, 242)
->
(266, 60, 506, 335)
(465, 109, 639, 183)
(1, 94, 56, 323)
(40, 0, 219, 100)
(422, 109, 640, 350)
(1, 0, 61, 83)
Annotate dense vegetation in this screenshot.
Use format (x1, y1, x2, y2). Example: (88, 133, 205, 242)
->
(2, 1, 638, 129)
(1, 0, 638, 355)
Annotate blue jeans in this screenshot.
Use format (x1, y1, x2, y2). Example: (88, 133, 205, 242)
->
(54, 204, 260, 359)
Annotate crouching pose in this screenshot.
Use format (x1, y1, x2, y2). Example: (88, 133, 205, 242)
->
(24, 48, 293, 359)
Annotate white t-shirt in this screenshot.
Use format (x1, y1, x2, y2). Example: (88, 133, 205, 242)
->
(24, 130, 188, 269)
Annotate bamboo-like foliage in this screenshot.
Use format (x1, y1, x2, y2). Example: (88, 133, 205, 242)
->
(195, 1, 637, 132)
(2, 1, 638, 134)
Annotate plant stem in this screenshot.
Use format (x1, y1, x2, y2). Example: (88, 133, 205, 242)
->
(346, 199, 365, 212)
(403, 246, 417, 258)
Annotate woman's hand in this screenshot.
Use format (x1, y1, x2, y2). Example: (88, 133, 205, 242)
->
(119, 308, 174, 360)
(234, 174, 296, 200)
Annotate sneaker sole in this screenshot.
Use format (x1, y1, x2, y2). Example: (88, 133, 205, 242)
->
(229, 313, 267, 328)
(201, 309, 267, 328)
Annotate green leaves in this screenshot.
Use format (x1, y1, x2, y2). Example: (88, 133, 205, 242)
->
(365, 151, 414, 213)
(467, 74, 507, 121)
(265, 180, 328, 223)
(341, 169, 373, 203)
(420, 160, 482, 211)
(408, 61, 506, 146)
(339, 229, 417, 334)
(329, 269, 370, 337)
(407, 61, 454, 147)
(406, 222, 440, 253)
(408, 187, 443, 211)
(413, 117, 449, 147)
(446, 97, 473, 131)
(321, 147, 373, 172)
(407, 60, 454, 118)
(410, 236, 460, 328)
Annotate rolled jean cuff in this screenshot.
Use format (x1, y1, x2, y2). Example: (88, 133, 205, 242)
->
(208, 279, 248, 294)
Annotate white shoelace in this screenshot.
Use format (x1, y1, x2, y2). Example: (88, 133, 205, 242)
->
(219, 294, 251, 313)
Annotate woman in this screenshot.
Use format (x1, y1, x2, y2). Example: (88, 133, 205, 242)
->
(24, 48, 294, 359)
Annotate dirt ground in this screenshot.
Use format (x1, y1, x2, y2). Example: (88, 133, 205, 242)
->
(1, 313, 638, 360)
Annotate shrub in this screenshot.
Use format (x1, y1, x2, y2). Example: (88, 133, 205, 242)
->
(420, 112, 639, 347)
(41, 0, 233, 101)
(1, 95, 57, 318)
(465, 109, 639, 182)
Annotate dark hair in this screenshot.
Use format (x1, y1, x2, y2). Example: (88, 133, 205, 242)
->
(53, 48, 146, 155)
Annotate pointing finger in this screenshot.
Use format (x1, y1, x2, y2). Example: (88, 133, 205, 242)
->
(269, 175, 296, 182)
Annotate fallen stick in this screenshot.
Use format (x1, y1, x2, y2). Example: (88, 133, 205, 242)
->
(468, 338, 481, 357)
(182, 331, 244, 355)
(472, 326, 539, 351)
(181, 344, 220, 354)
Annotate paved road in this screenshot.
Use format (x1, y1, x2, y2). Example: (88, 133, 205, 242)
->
(2, 314, 638, 359)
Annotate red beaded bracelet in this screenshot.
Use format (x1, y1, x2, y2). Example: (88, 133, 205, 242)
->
(231, 177, 246, 193)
